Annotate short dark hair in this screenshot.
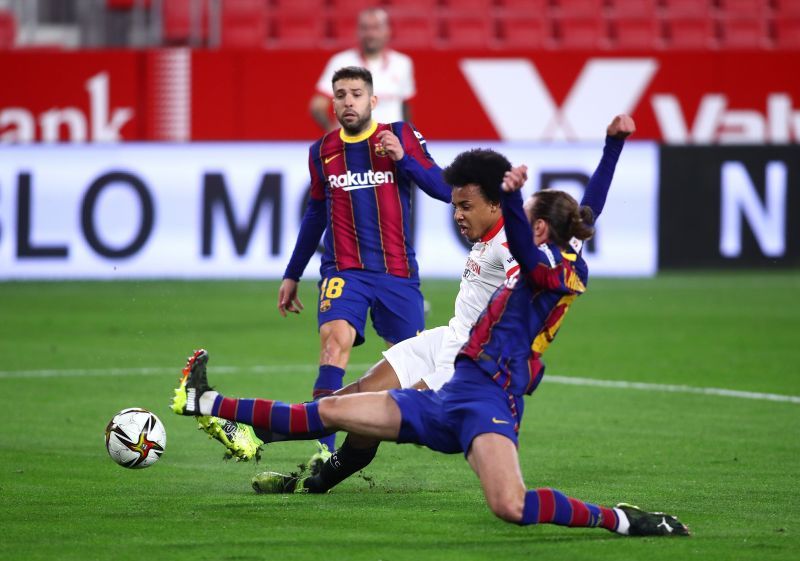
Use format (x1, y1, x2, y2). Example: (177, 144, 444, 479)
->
(442, 149, 512, 204)
(331, 66, 374, 93)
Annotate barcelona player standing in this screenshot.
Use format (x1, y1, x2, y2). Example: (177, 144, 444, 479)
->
(277, 66, 450, 453)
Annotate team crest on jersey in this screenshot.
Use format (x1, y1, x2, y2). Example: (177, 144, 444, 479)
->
(320, 299, 331, 312)
(374, 143, 388, 157)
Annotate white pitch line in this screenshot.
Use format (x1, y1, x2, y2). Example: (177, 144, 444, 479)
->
(1, 364, 798, 405)
(545, 375, 800, 405)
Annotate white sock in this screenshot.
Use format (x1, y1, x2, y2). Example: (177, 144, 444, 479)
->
(199, 390, 219, 416)
(613, 507, 630, 535)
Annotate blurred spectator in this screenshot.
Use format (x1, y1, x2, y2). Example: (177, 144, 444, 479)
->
(310, 7, 415, 131)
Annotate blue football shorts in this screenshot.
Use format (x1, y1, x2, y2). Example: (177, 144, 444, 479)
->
(316, 269, 424, 346)
(389, 359, 525, 456)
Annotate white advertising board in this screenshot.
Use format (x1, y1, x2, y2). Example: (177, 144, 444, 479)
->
(0, 142, 658, 279)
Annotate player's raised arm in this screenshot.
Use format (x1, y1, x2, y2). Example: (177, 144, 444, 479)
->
(382, 123, 451, 203)
(499, 165, 540, 274)
(580, 114, 635, 224)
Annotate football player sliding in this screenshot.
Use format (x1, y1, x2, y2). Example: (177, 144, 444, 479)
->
(171, 153, 689, 536)
(183, 114, 638, 496)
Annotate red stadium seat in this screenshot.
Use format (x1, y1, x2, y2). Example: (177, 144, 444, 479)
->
(775, 0, 800, 18)
(717, 0, 771, 19)
(220, 0, 268, 48)
(330, 0, 386, 15)
(163, 0, 208, 44)
(388, 13, 438, 49)
(718, 16, 770, 49)
(607, 0, 658, 18)
(661, 0, 713, 18)
(664, 16, 718, 49)
(327, 13, 358, 49)
(269, 11, 326, 48)
(556, 16, 610, 49)
(441, 14, 497, 49)
(271, 0, 325, 13)
(440, 0, 494, 15)
(384, 0, 439, 10)
(498, 15, 551, 49)
(499, 0, 549, 15)
(611, 16, 663, 50)
(553, 0, 605, 17)
(774, 18, 800, 49)
(0, 10, 16, 49)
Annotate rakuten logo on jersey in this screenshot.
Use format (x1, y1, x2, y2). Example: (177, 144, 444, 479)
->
(0, 72, 134, 143)
(327, 170, 395, 192)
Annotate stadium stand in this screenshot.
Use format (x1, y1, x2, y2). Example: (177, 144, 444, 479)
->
(610, 16, 663, 50)
(2, 0, 797, 51)
(497, 15, 551, 49)
(774, 17, 800, 49)
(0, 8, 16, 49)
(552, 0, 605, 18)
(162, 0, 208, 45)
(718, 15, 771, 50)
(386, 12, 438, 49)
(441, 13, 496, 49)
(555, 16, 609, 49)
(663, 15, 719, 50)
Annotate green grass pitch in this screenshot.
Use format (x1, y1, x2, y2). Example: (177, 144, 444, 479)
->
(1, 272, 799, 561)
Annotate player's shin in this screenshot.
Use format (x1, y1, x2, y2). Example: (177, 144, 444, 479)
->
(304, 434, 379, 493)
(211, 396, 332, 440)
(313, 364, 346, 450)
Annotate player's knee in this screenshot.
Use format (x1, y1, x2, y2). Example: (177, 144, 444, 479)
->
(317, 395, 345, 425)
(486, 492, 525, 523)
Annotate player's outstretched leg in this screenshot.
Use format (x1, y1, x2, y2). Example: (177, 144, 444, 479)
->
(196, 416, 264, 462)
(519, 489, 689, 536)
(171, 348, 332, 440)
(469, 433, 690, 536)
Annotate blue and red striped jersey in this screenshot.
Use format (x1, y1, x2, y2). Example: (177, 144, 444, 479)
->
(458, 190, 589, 397)
(301, 120, 449, 280)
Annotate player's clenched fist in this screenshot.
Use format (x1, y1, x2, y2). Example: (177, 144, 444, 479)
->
(376, 130, 404, 161)
(607, 114, 635, 140)
(501, 165, 529, 193)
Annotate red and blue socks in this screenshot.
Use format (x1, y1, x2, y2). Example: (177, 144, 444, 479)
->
(312, 364, 345, 450)
(202, 392, 331, 441)
(520, 488, 630, 534)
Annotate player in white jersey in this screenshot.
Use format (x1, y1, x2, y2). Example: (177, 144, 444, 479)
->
(245, 149, 520, 494)
(295, 148, 513, 400)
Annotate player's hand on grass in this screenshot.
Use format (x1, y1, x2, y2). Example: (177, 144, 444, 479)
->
(607, 114, 636, 140)
(501, 165, 529, 193)
(376, 130, 404, 161)
(278, 278, 304, 317)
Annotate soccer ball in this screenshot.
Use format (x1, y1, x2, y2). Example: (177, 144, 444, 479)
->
(105, 408, 166, 469)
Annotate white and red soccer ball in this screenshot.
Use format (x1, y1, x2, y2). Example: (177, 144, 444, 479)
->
(105, 408, 166, 469)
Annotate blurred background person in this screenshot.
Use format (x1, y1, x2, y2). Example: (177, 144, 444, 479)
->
(310, 7, 415, 131)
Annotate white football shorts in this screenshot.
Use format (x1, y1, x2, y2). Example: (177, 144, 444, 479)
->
(382, 325, 465, 391)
